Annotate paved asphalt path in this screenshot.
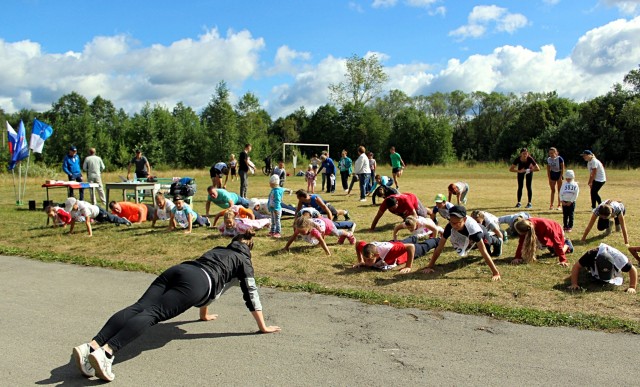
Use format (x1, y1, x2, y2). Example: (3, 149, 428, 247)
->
(1, 255, 639, 386)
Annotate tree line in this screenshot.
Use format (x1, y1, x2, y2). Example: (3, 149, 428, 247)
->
(2, 63, 640, 172)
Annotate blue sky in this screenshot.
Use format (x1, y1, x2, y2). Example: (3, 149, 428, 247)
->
(1, 0, 639, 117)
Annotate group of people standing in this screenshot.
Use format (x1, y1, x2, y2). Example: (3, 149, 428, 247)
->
(509, 147, 607, 212)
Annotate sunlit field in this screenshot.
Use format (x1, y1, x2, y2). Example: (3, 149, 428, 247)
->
(2, 162, 639, 331)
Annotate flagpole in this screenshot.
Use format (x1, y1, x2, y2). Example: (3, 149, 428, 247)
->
(11, 169, 18, 205)
(22, 150, 32, 201)
(17, 163, 23, 205)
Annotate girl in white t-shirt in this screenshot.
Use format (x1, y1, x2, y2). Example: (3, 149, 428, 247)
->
(392, 215, 443, 240)
(580, 200, 628, 245)
(471, 210, 504, 242)
(559, 170, 579, 232)
(546, 147, 565, 210)
(581, 150, 606, 209)
(447, 181, 469, 205)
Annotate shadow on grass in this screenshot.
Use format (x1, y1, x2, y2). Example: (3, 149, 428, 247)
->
(264, 244, 315, 256)
(582, 234, 606, 244)
(36, 320, 256, 386)
(552, 270, 620, 294)
(368, 222, 397, 232)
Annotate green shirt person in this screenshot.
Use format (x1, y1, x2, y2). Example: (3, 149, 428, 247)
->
(389, 146, 406, 190)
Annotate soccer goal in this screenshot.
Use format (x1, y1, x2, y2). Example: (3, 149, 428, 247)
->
(282, 142, 330, 170)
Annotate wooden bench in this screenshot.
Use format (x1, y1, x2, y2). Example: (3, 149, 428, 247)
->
(126, 177, 195, 205)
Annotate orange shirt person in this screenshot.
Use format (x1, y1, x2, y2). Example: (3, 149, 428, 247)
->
(108, 201, 150, 223)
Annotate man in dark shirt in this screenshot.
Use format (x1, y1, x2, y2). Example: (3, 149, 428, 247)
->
(127, 149, 152, 180)
(238, 144, 253, 198)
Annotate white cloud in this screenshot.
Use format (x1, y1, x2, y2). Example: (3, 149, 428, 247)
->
(265, 55, 345, 117)
(372, 0, 397, 8)
(0, 28, 265, 113)
(2, 14, 639, 122)
(469, 5, 506, 23)
(571, 16, 640, 74)
(449, 24, 487, 39)
(429, 6, 447, 16)
(349, 2, 364, 13)
(450, 5, 529, 40)
(267, 16, 640, 117)
(269, 45, 312, 75)
(497, 13, 529, 33)
(602, 0, 640, 15)
(372, 0, 440, 9)
(405, 0, 438, 8)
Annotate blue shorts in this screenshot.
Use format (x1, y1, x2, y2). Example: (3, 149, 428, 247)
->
(549, 171, 562, 181)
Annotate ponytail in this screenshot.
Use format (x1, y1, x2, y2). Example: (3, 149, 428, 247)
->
(515, 219, 538, 263)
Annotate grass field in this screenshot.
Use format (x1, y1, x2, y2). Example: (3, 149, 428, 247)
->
(2, 163, 639, 332)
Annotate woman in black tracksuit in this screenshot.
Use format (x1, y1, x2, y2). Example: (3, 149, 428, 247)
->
(72, 231, 280, 382)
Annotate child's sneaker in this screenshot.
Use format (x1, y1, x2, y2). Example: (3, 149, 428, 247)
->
(337, 234, 347, 245)
(556, 206, 562, 211)
(123, 218, 132, 226)
(564, 238, 574, 254)
(89, 348, 115, 382)
(267, 232, 274, 237)
(343, 211, 351, 221)
(515, 202, 522, 208)
(272, 233, 282, 239)
(566, 228, 572, 232)
(347, 233, 356, 245)
(525, 203, 533, 209)
(349, 222, 357, 233)
(604, 220, 614, 236)
(72, 343, 95, 378)
(549, 205, 554, 210)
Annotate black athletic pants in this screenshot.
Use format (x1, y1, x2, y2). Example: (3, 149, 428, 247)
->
(93, 264, 210, 352)
(516, 172, 533, 203)
(590, 181, 605, 209)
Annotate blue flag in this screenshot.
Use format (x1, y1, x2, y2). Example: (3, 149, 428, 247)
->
(7, 120, 30, 171)
(30, 119, 54, 153)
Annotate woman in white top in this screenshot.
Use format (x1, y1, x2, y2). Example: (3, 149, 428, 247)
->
(581, 150, 606, 209)
(151, 192, 175, 227)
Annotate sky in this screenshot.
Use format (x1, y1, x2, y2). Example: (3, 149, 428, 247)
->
(1, 0, 639, 118)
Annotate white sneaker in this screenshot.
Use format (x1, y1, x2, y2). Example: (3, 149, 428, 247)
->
(350, 222, 357, 233)
(359, 198, 367, 202)
(72, 343, 95, 377)
(89, 348, 115, 382)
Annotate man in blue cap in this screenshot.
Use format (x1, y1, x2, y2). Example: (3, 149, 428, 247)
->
(62, 145, 84, 200)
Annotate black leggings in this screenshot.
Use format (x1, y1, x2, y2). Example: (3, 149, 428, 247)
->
(516, 172, 533, 203)
(93, 264, 209, 352)
(590, 181, 605, 209)
(340, 171, 350, 190)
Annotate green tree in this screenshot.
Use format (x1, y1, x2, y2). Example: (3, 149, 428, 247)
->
(173, 102, 205, 168)
(200, 81, 238, 165)
(623, 65, 640, 95)
(235, 92, 271, 161)
(328, 54, 389, 107)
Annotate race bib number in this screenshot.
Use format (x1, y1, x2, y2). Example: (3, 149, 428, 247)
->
(450, 231, 471, 257)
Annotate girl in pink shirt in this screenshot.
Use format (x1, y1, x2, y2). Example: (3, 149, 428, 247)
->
(283, 217, 355, 256)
